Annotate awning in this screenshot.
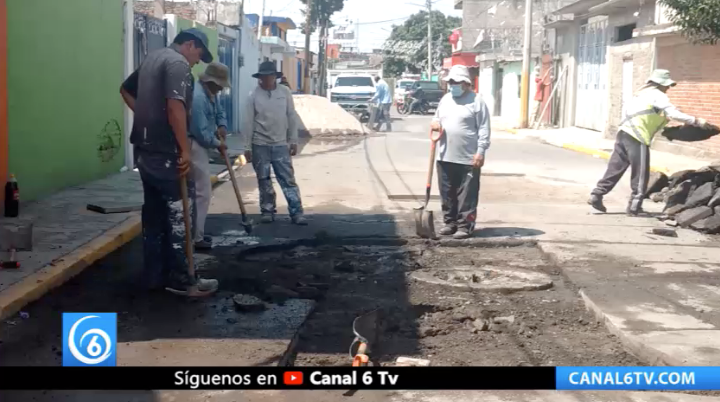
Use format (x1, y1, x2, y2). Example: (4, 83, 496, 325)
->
(443, 57, 453, 69)
(451, 52, 478, 67)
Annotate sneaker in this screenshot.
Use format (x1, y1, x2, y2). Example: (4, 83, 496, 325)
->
(260, 214, 274, 224)
(439, 225, 457, 236)
(203, 235, 212, 243)
(194, 239, 212, 251)
(453, 229, 471, 239)
(291, 215, 308, 226)
(165, 278, 219, 297)
(587, 195, 607, 213)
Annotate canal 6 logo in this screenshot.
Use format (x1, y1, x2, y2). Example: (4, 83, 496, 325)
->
(62, 313, 117, 366)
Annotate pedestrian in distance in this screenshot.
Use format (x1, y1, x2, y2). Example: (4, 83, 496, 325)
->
(119, 28, 219, 296)
(530, 65, 544, 125)
(370, 75, 392, 132)
(189, 62, 231, 251)
(430, 65, 491, 239)
(280, 75, 291, 89)
(588, 69, 711, 216)
(242, 61, 308, 226)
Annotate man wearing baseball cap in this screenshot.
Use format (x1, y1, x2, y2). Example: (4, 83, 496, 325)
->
(189, 62, 231, 250)
(119, 28, 218, 296)
(588, 69, 712, 216)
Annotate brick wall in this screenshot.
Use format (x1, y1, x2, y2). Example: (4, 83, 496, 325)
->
(656, 36, 720, 156)
(134, 1, 196, 21)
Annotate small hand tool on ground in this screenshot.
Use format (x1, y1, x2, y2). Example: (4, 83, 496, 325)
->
(0, 220, 32, 269)
(349, 309, 380, 367)
(414, 128, 443, 239)
(220, 141, 253, 234)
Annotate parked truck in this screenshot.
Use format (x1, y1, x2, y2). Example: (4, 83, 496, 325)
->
(327, 70, 380, 122)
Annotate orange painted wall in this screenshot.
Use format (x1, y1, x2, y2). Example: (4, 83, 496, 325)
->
(0, 0, 7, 208)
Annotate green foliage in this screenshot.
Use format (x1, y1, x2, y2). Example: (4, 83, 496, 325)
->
(660, 0, 720, 44)
(382, 10, 461, 78)
(299, 0, 346, 30)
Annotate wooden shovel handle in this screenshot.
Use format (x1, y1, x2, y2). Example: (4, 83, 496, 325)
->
(180, 177, 195, 279)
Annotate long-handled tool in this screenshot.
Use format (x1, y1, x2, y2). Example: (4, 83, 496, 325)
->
(166, 177, 211, 297)
(414, 129, 443, 239)
(220, 143, 253, 234)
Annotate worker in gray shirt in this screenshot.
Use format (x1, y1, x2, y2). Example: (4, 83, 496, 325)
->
(430, 65, 491, 239)
(242, 61, 307, 225)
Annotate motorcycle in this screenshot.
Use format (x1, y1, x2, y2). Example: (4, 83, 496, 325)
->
(396, 97, 407, 115)
(406, 97, 429, 115)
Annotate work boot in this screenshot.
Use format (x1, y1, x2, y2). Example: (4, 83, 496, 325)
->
(438, 225, 457, 236)
(260, 214, 274, 224)
(453, 228, 471, 239)
(166, 278, 219, 297)
(291, 215, 308, 226)
(587, 194, 607, 213)
(194, 238, 212, 251)
(626, 204, 647, 217)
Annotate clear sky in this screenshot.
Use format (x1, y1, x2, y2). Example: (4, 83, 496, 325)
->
(242, 0, 462, 53)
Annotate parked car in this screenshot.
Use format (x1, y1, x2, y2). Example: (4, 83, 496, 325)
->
(394, 79, 417, 105)
(329, 74, 376, 122)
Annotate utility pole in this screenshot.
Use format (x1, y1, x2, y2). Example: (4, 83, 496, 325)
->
(427, 0, 432, 80)
(519, 0, 533, 128)
(303, 0, 314, 94)
(257, 0, 265, 40)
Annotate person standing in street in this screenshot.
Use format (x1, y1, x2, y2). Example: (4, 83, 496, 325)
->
(430, 65, 491, 239)
(588, 69, 711, 216)
(189, 62, 231, 250)
(370, 75, 392, 132)
(119, 28, 219, 296)
(242, 61, 307, 226)
(530, 65, 544, 125)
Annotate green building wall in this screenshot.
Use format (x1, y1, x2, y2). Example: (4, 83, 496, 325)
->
(7, 0, 124, 201)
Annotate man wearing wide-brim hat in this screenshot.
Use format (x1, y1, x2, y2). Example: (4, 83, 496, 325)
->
(588, 69, 712, 216)
(189, 62, 231, 250)
(242, 61, 307, 225)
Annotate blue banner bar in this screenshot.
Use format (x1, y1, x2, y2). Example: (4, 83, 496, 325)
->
(557, 367, 720, 390)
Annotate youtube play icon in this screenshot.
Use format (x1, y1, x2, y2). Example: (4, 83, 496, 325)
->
(284, 371, 304, 386)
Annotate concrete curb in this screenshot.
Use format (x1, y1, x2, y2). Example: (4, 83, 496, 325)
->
(0, 167, 240, 320)
(495, 124, 671, 174)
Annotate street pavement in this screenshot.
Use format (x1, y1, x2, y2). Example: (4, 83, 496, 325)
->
(2, 111, 720, 401)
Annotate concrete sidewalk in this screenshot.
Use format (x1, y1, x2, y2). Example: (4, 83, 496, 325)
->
(492, 117, 715, 174)
(0, 134, 246, 320)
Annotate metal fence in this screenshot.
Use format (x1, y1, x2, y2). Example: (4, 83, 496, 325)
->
(134, 13, 167, 70)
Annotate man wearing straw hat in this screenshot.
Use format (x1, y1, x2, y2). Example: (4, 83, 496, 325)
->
(588, 69, 711, 216)
(242, 61, 307, 225)
(430, 65, 491, 239)
(189, 62, 231, 250)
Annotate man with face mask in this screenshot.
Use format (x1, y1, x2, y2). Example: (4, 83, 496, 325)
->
(189, 62, 231, 250)
(430, 65, 491, 239)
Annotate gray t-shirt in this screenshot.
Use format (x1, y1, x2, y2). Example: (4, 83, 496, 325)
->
(125, 46, 193, 178)
(241, 84, 298, 150)
(432, 91, 491, 166)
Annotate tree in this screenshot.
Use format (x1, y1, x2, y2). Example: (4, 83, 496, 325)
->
(300, 0, 346, 95)
(382, 10, 461, 78)
(660, 0, 720, 44)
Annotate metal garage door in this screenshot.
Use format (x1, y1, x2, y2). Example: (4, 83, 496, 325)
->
(575, 19, 608, 131)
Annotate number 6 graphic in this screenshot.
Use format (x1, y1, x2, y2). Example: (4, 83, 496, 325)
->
(68, 315, 113, 365)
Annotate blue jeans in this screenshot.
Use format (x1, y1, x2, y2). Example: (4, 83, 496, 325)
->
(374, 103, 392, 131)
(251, 144, 304, 217)
(138, 166, 196, 289)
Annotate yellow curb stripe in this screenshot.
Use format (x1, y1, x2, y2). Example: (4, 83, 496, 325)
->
(0, 170, 229, 320)
(559, 143, 670, 174)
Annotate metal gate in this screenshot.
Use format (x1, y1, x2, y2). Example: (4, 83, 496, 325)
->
(575, 19, 608, 131)
(218, 37, 236, 132)
(134, 13, 167, 70)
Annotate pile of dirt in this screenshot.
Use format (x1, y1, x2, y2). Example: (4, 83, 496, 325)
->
(293, 95, 366, 137)
(647, 167, 720, 232)
(221, 242, 641, 367)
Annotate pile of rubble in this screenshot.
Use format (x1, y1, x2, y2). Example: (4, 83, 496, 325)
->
(647, 166, 720, 233)
(293, 95, 366, 137)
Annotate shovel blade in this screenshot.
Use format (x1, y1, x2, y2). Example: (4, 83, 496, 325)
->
(414, 207, 437, 239)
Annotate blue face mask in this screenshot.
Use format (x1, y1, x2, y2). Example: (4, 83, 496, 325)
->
(449, 84, 464, 97)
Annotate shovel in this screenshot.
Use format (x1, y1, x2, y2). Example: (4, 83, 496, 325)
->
(220, 141, 253, 234)
(414, 128, 443, 239)
(349, 309, 380, 367)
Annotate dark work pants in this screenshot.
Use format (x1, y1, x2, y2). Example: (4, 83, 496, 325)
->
(138, 168, 196, 289)
(591, 130, 650, 212)
(374, 103, 392, 132)
(437, 161, 481, 231)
